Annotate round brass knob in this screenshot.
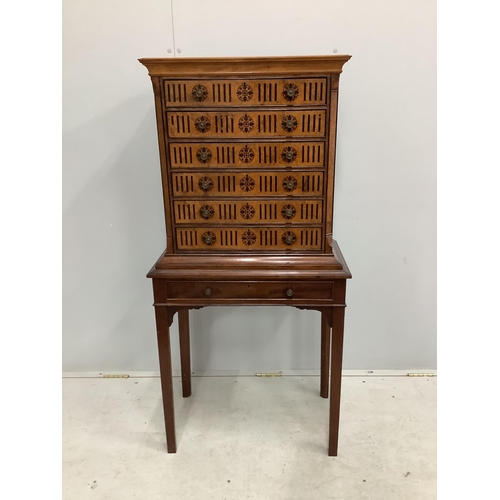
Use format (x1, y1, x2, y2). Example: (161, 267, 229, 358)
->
(201, 230, 216, 246)
(192, 84, 208, 102)
(283, 84, 299, 102)
(286, 289, 294, 297)
(286, 151, 294, 160)
(282, 230, 296, 246)
(287, 180, 295, 190)
(201, 208, 210, 219)
(285, 208, 294, 217)
(197, 147, 212, 163)
(205, 288, 212, 296)
(195, 116, 211, 133)
(286, 119, 294, 130)
(198, 176, 213, 192)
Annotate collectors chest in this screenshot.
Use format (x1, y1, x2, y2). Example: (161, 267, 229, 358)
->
(139, 56, 352, 456)
(139, 56, 350, 254)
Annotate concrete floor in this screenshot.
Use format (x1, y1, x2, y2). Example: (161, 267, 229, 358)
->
(62, 376, 436, 499)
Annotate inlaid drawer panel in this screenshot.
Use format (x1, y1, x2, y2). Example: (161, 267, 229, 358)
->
(166, 281, 333, 301)
(163, 78, 328, 107)
(175, 227, 323, 251)
(174, 200, 323, 224)
(166, 110, 326, 138)
(171, 172, 324, 198)
(169, 142, 325, 168)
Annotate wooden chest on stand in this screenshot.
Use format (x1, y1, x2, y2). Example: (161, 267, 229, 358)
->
(139, 56, 352, 456)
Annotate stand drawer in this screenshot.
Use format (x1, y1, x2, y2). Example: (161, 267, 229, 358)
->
(166, 281, 334, 301)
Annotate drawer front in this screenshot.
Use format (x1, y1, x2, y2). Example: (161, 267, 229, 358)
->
(175, 226, 323, 251)
(171, 171, 323, 198)
(174, 199, 323, 224)
(174, 200, 323, 224)
(163, 78, 328, 107)
(166, 110, 326, 138)
(166, 281, 333, 300)
(169, 142, 325, 168)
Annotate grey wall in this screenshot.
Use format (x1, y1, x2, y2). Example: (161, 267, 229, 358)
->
(63, 0, 436, 372)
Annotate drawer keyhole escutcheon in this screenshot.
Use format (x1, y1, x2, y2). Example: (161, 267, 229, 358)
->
(240, 203, 256, 220)
(238, 114, 255, 133)
(204, 288, 212, 296)
(236, 82, 254, 102)
(286, 289, 294, 297)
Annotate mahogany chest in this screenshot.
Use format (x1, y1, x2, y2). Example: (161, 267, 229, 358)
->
(139, 56, 350, 254)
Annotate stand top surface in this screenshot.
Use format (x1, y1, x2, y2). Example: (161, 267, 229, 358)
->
(148, 240, 351, 281)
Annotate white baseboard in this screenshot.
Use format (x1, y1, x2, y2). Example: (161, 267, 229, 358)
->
(62, 369, 436, 378)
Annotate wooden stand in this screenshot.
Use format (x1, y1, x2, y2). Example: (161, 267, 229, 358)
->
(148, 240, 350, 456)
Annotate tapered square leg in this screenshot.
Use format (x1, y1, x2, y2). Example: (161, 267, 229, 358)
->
(320, 313, 331, 398)
(178, 309, 192, 397)
(154, 306, 176, 453)
(328, 306, 346, 457)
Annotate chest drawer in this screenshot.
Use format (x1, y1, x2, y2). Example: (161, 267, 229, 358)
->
(169, 141, 325, 169)
(172, 171, 323, 197)
(174, 200, 323, 224)
(163, 78, 328, 107)
(166, 110, 326, 138)
(166, 281, 334, 301)
(175, 226, 323, 251)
